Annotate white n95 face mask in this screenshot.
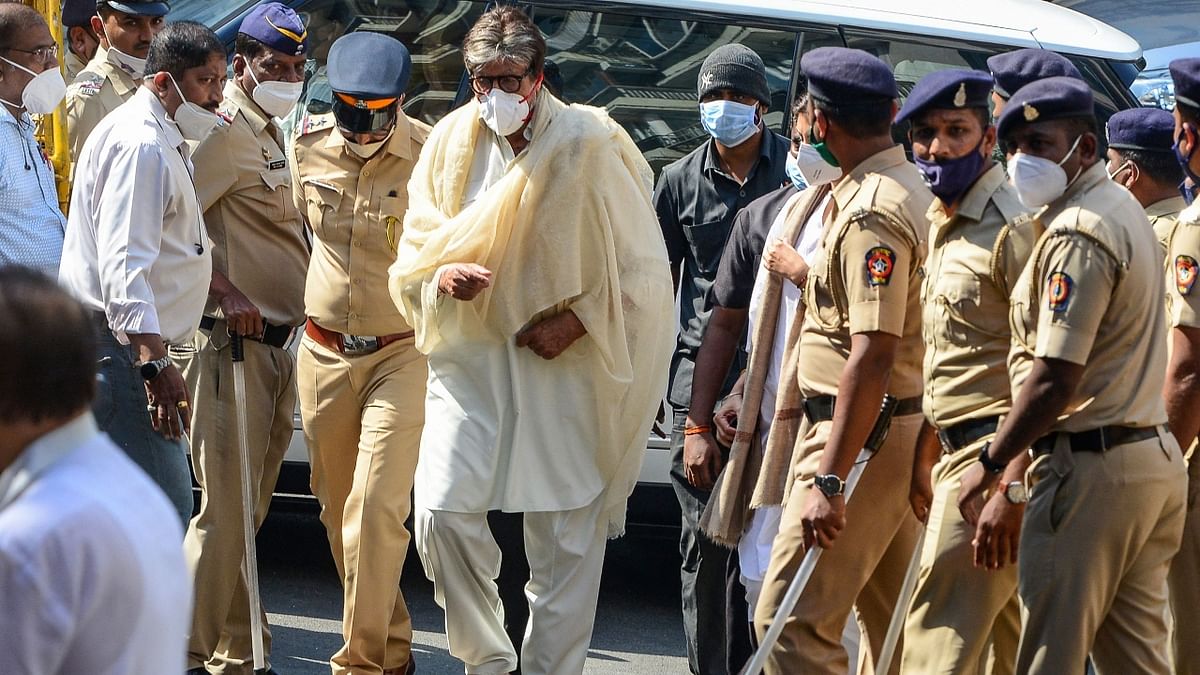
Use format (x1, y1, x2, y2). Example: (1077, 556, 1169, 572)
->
(166, 72, 219, 142)
(480, 87, 536, 137)
(793, 142, 842, 187)
(248, 66, 303, 119)
(345, 129, 393, 159)
(97, 15, 147, 79)
(1009, 135, 1083, 209)
(0, 56, 66, 114)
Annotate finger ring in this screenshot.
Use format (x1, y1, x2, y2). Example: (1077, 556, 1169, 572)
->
(146, 404, 156, 412)
(176, 401, 189, 409)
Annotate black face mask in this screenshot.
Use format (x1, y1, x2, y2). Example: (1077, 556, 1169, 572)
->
(1175, 126, 1200, 206)
(331, 98, 398, 134)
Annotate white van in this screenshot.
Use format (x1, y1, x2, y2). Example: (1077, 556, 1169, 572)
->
(213, 0, 1143, 532)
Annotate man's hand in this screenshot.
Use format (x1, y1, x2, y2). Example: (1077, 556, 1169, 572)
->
(972, 489, 1025, 570)
(802, 487, 846, 549)
(909, 458, 935, 524)
(218, 285, 264, 338)
(957, 462, 1001, 527)
(683, 430, 725, 490)
(438, 263, 493, 301)
(713, 393, 740, 446)
(515, 310, 586, 360)
(763, 238, 809, 287)
(145, 364, 191, 440)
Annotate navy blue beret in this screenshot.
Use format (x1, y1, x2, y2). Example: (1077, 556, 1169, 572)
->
(1171, 58, 1200, 109)
(996, 76, 1094, 139)
(1106, 107, 1176, 152)
(98, 0, 170, 17)
(801, 47, 897, 107)
(987, 49, 1082, 99)
(327, 32, 412, 100)
(63, 0, 97, 26)
(895, 69, 994, 125)
(238, 2, 307, 57)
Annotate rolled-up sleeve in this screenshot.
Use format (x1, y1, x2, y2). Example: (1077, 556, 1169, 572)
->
(95, 140, 167, 342)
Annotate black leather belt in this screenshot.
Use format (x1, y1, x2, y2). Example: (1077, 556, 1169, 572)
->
(937, 416, 1001, 454)
(200, 315, 297, 350)
(1032, 425, 1160, 456)
(802, 394, 923, 424)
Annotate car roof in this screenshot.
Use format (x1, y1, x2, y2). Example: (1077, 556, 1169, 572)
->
(602, 0, 1142, 61)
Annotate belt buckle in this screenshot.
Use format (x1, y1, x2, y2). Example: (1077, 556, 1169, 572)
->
(936, 428, 954, 454)
(340, 334, 379, 356)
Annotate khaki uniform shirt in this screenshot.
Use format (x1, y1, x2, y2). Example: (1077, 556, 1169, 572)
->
(290, 112, 430, 336)
(922, 163, 1039, 427)
(65, 47, 139, 164)
(1009, 162, 1168, 431)
(1166, 201, 1200, 330)
(191, 82, 309, 328)
(63, 50, 88, 85)
(1150, 196, 1188, 255)
(797, 145, 934, 401)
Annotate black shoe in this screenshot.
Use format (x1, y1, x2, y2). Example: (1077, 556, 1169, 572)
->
(255, 669, 281, 675)
(186, 670, 207, 675)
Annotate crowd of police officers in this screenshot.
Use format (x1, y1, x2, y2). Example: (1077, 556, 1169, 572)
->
(2, 0, 1200, 673)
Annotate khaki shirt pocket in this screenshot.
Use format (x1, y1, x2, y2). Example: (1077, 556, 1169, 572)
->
(304, 180, 343, 240)
(260, 167, 292, 221)
(931, 272, 983, 344)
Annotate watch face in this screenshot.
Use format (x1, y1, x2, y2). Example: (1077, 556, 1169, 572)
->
(1005, 482, 1028, 504)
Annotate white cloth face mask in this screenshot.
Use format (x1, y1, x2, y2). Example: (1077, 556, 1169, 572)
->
(0, 56, 66, 114)
(1009, 135, 1083, 209)
(480, 88, 533, 137)
(794, 142, 842, 186)
(345, 128, 393, 159)
(248, 66, 303, 118)
(167, 72, 219, 142)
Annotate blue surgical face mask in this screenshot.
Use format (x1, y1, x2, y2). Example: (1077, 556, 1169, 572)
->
(785, 150, 808, 191)
(700, 100, 760, 147)
(915, 138, 987, 205)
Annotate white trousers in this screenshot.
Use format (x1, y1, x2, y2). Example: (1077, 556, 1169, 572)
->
(415, 497, 608, 675)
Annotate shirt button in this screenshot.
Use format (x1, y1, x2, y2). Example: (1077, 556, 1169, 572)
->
(349, 312, 358, 320)
(363, 170, 371, 178)
(739, 190, 746, 197)
(354, 240, 363, 248)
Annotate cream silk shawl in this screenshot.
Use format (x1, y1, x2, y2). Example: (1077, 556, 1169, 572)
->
(388, 92, 674, 536)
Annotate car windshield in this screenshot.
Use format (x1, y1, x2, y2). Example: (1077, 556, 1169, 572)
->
(169, 0, 257, 32)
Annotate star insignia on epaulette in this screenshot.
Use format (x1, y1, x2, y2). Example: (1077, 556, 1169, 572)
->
(953, 83, 967, 107)
(1023, 103, 1039, 122)
(299, 113, 335, 136)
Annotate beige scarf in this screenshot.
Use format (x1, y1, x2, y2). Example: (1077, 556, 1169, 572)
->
(388, 92, 674, 536)
(700, 184, 829, 547)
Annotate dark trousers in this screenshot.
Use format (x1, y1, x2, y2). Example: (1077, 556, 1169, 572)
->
(671, 410, 754, 675)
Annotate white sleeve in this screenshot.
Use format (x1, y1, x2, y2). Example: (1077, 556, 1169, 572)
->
(95, 140, 166, 342)
(0, 549, 71, 673)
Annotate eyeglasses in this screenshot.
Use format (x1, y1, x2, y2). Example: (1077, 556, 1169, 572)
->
(3, 43, 58, 64)
(469, 69, 532, 95)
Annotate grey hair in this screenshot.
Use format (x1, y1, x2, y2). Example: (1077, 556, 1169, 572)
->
(462, 6, 546, 76)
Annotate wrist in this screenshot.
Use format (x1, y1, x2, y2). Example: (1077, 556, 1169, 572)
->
(684, 424, 712, 436)
(814, 473, 845, 498)
(978, 441, 1009, 475)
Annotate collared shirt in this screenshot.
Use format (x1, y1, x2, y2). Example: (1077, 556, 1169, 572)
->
(921, 163, 1038, 428)
(64, 49, 88, 84)
(0, 413, 190, 674)
(711, 184, 800, 310)
(654, 128, 789, 406)
(59, 86, 212, 345)
(191, 82, 309, 327)
(1009, 162, 1168, 431)
(1148, 195, 1189, 255)
(0, 104, 65, 275)
(1166, 200, 1200, 330)
(291, 111, 431, 336)
(65, 46, 139, 166)
(797, 144, 934, 400)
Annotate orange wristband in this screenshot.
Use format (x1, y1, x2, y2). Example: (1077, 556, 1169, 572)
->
(684, 425, 711, 436)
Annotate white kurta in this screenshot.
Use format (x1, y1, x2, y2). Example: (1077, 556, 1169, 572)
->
(413, 122, 605, 515)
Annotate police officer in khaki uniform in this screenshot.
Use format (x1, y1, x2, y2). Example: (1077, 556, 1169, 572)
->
(985, 49, 1080, 122)
(1104, 107, 1187, 253)
(290, 31, 428, 675)
(896, 69, 1037, 675)
(65, 0, 166, 162)
(61, 0, 100, 83)
(1165, 57, 1200, 675)
(752, 47, 932, 674)
(180, 5, 309, 673)
(959, 77, 1186, 674)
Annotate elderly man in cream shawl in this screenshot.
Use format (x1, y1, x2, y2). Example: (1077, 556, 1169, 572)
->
(387, 7, 673, 675)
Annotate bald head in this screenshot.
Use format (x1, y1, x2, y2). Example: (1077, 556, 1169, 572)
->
(0, 4, 45, 51)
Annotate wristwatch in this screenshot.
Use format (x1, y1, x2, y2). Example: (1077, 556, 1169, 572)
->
(814, 474, 845, 498)
(1004, 481, 1029, 505)
(138, 355, 173, 381)
(978, 442, 1009, 474)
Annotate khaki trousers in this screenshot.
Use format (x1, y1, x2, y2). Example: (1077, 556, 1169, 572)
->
(1017, 432, 1186, 674)
(754, 413, 922, 675)
(900, 440, 1019, 675)
(297, 334, 426, 675)
(414, 497, 608, 675)
(180, 325, 294, 674)
(1170, 445, 1200, 674)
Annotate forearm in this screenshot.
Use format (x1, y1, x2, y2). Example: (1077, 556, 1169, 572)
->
(913, 420, 941, 474)
(1165, 329, 1200, 448)
(686, 307, 745, 425)
(818, 334, 896, 479)
(127, 333, 168, 362)
(987, 359, 1079, 465)
(209, 269, 235, 304)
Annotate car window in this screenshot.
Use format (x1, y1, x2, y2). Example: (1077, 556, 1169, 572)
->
(170, 0, 258, 32)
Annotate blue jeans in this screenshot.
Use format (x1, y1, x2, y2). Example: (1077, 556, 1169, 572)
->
(92, 327, 194, 527)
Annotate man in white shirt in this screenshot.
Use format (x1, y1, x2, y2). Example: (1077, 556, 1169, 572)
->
(59, 20, 225, 526)
(0, 5, 67, 276)
(0, 266, 191, 675)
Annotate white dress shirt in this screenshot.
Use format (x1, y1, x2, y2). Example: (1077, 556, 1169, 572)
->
(0, 413, 191, 674)
(0, 104, 66, 276)
(59, 86, 211, 344)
